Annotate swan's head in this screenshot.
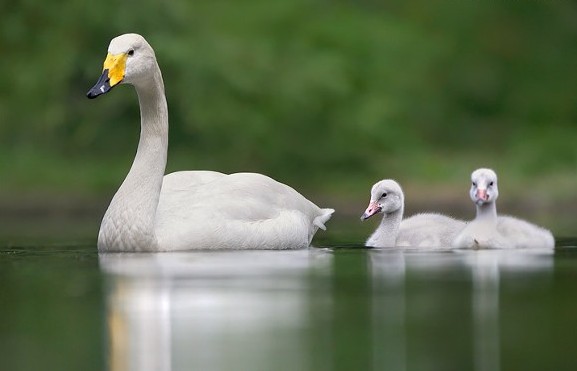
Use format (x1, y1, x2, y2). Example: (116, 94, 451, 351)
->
(470, 168, 498, 206)
(87, 33, 157, 98)
(361, 179, 404, 221)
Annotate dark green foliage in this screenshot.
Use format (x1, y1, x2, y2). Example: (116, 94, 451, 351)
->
(1, 0, 576, 192)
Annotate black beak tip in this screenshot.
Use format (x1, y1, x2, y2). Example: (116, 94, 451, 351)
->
(86, 89, 100, 99)
(86, 69, 113, 99)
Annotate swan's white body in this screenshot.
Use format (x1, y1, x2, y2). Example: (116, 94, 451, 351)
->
(397, 213, 466, 248)
(88, 34, 333, 251)
(452, 168, 554, 249)
(361, 179, 465, 248)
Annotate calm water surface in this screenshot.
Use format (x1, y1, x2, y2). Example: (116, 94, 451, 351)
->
(1, 239, 577, 371)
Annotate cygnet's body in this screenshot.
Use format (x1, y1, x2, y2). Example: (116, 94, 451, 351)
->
(361, 179, 465, 248)
(452, 168, 554, 249)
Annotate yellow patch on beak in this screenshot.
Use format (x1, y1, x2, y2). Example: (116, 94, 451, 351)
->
(103, 53, 128, 87)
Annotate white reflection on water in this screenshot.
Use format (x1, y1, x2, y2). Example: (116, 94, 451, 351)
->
(100, 246, 554, 371)
(99, 249, 333, 371)
(368, 250, 406, 371)
(465, 249, 553, 371)
(368, 247, 554, 371)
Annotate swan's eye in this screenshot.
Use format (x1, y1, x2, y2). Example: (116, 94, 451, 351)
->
(472, 182, 477, 187)
(489, 181, 494, 187)
(380, 192, 387, 199)
(128, 49, 135, 56)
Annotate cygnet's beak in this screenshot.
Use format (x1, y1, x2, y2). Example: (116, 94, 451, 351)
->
(361, 202, 381, 221)
(475, 188, 489, 205)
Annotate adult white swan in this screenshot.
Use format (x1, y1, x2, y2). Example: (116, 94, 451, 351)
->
(361, 179, 465, 247)
(452, 168, 554, 249)
(86, 33, 334, 252)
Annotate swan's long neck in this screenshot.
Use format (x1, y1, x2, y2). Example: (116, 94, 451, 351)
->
(475, 201, 498, 225)
(98, 67, 168, 252)
(375, 205, 404, 246)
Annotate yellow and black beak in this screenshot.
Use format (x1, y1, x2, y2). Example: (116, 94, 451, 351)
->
(86, 53, 128, 99)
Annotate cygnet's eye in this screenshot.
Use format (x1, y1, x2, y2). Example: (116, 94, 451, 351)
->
(380, 192, 387, 199)
(128, 49, 135, 56)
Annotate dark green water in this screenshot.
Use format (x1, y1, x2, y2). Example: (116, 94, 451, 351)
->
(1, 240, 577, 371)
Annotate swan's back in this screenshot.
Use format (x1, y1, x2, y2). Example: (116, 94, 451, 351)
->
(162, 170, 226, 191)
(155, 172, 334, 250)
(497, 215, 555, 248)
(397, 213, 466, 248)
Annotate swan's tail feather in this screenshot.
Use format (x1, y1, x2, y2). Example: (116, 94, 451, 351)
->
(314, 208, 335, 231)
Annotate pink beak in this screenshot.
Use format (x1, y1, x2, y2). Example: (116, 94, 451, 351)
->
(476, 188, 489, 203)
(361, 201, 381, 221)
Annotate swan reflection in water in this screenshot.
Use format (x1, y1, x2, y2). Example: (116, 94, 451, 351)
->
(99, 249, 333, 371)
(466, 248, 553, 371)
(100, 247, 553, 371)
(368, 247, 553, 371)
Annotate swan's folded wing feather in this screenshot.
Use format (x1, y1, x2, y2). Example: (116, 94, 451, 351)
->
(497, 215, 554, 248)
(154, 172, 329, 250)
(398, 213, 466, 248)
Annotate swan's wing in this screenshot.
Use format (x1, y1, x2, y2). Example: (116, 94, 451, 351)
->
(452, 216, 551, 249)
(497, 215, 554, 248)
(155, 172, 331, 250)
(398, 213, 466, 247)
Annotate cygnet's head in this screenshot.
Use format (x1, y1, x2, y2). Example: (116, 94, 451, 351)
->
(470, 168, 498, 206)
(87, 33, 157, 98)
(360, 179, 404, 221)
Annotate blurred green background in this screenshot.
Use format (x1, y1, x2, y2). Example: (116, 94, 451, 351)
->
(1, 0, 576, 240)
